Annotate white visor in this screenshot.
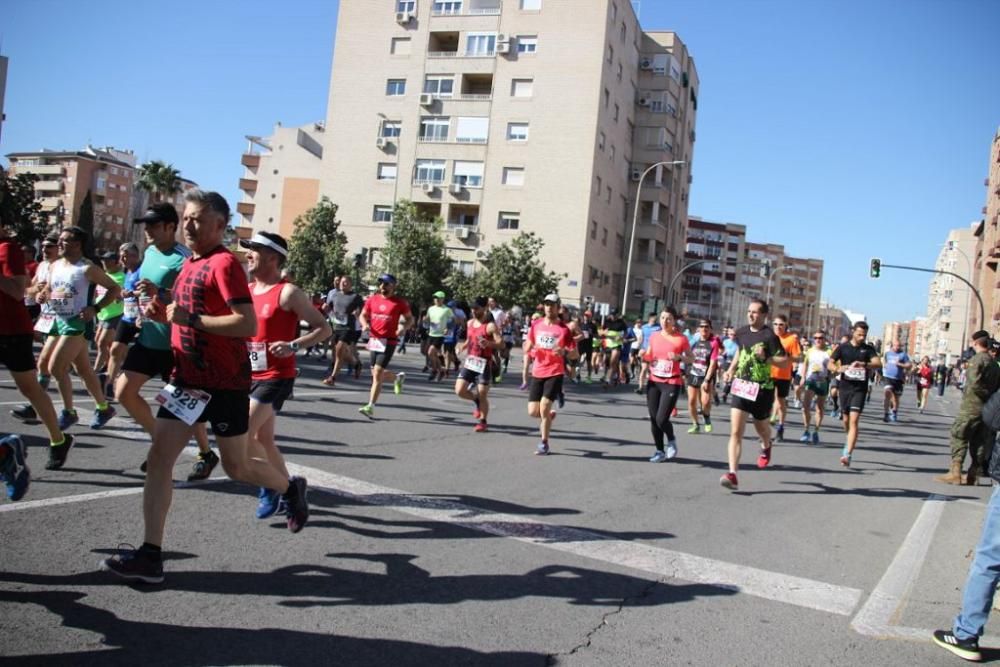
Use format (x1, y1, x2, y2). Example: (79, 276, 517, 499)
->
(240, 233, 288, 257)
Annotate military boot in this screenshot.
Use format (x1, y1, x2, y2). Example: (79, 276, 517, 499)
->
(934, 461, 963, 485)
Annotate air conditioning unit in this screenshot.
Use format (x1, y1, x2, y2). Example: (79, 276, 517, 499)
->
(422, 182, 436, 193)
(640, 58, 653, 70)
(630, 167, 642, 181)
(449, 183, 463, 194)
(376, 137, 388, 149)
(497, 33, 508, 43)
(475, 250, 487, 259)
(455, 226, 471, 239)
(638, 97, 651, 107)
(497, 42, 511, 54)
(419, 93, 435, 106)
(395, 11, 413, 24)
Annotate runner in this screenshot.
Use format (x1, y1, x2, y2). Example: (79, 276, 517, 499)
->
(357, 273, 413, 419)
(768, 315, 803, 443)
(455, 297, 502, 432)
(799, 329, 832, 445)
(524, 294, 578, 455)
(105, 242, 142, 399)
(685, 319, 721, 434)
(643, 307, 693, 462)
(634, 312, 660, 394)
(100, 190, 309, 584)
(425, 290, 454, 382)
(719, 327, 739, 403)
(321, 275, 364, 386)
(827, 321, 881, 467)
(720, 299, 786, 490)
(93, 250, 126, 395)
(442, 300, 466, 377)
(881, 339, 912, 423)
(240, 232, 331, 518)
(915, 355, 933, 413)
(576, 310, 598, 383)
(487, 297, 508, 382)
(600, 309, 627, 386)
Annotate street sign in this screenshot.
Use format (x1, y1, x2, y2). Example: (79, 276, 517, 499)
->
(595, 302, 610, 317)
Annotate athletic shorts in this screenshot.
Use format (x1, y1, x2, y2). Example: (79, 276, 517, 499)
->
(529, 375, 564, 403)
(443, 341, 457, 354)
(774, 379, 791, 399)
(883, 377, 904, 395)
(123, 342, 174, 382)
(334, 328, 360, 345)
(114, 319, 139, 345)
(427, 336, 445, 349)
(52, 316, 85, 336)
(839, 382, 868, 413)
(805, 380, 829, 397)
(370, 342, 397, 369)
(731, 386, 776, 422)
(0, 334, 36, 373)
(98, 315, 122, 331)
(459, 361, 493, 386)
(250, 377, 295, 412)
(157, 387, 249, 437)
(686, 373, 712, 389)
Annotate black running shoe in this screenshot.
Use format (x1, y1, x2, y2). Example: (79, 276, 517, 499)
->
(932, 629, 981, 662)
(45, 434, 75, 470)
(283, 476, 309, 533)
(187, 449, 219, 481)
(99, 543, 164, 584)
(10, 404, 38, 423)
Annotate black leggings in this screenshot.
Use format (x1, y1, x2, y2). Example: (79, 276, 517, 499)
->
(646, 382, 682, 451)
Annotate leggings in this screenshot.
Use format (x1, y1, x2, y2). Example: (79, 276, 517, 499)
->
(646, 381, 683, 451)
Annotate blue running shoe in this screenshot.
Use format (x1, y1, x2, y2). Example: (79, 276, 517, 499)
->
(256, 487, 282, 519)
(58, 409, 79, 431)
(0, 435, 31, 501)
(799, 430, 811, 443)
(649, 450, 667, 463)
(812, 431, 820, 446)
(90, 405, 116, 429)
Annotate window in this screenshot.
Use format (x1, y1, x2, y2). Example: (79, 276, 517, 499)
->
(616, 233, 624, 258)
(466, 33, 497, 56)
(598, 131, 605, 150)
(377, 163, 397, 181)
(455, 116, 489, 143)
(110, 167, 119, 175)
(595, 175, 602, 195)
(380, 120, 401, 137)
(452, 260, 475, 276)
(507, 122, 529, 141)
(614, 103, 619, 122)
(609, 145, 616, 162)
(604, 87, 610, 108)
(517, 36, 538, 53)
(511, 78, 533, 97)
(373, 206, 393, 223)
(520, 0, 541, 9)
(453, 160, 484, 187)
(617, 62, 623, 81)
(498, 211, 520, 230)
(386, 79, 406, 96)
(433, 0, 462, 13)
(606, 44, 613, 64)
(606, 186, 612, 204)
(423, 75, 454, 97)
(611, 2, 617, 20)
(620, 23, 626, 42)
(602, 228, 608, 246)
(397, 0, 415, 11)
(419, 116, 450, 141)
(390, 37, 412, 55)
(414, 159, 446, 183)
(502, 167, 525, 186)
(590, 221, 597, 240)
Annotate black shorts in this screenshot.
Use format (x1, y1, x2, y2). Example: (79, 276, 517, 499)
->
(686, 373, 712, 389)
(114, 319, 139, 345)
(332, 328, 359, 345)
(250, 377, 296, 413)
(443, 341, 457, 354)
(427, 336, 445, 349)
(731, 386, 776, 422)
(529, 375, 564, 402)
(0, 334, 36, 373)
(98, 316, 122, 331)
(157, 387, 249, 437)
(774, 379, 792, 398)
(883, 377, 905, 395)
(840, 383, 868, 413)
(459, 358, 493, 386)
(122, 343, 174, 382)
(370, 342, 397, 369)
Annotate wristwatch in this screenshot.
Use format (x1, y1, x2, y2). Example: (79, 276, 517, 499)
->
(188, 312, 202, 329)
(289, 342, 300, 351)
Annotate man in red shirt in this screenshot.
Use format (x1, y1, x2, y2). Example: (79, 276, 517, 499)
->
(357, 274, 413, 419)
(99, 190, 310, 584)
(523, 294, 578, 455)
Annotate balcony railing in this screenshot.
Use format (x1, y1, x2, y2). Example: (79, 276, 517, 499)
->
(241, 153, 260, 168)
(236, 202, 255, 216)
(413, 178, 446, 186)
(239, 178, 257, 192)
(431, 6, 501, 15)
(457, 93, 492, 101)
(427, 50, 496, 58)
(417, 136, 450, 143)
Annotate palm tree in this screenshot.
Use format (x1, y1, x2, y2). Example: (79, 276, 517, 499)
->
(136, 160, 182, 204)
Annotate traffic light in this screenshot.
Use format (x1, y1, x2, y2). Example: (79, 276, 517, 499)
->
(869, 258, 881, 279)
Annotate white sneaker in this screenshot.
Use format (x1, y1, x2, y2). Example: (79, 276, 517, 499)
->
(665, 441, 678, 460)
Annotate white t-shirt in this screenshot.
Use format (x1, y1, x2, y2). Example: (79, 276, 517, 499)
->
(804, 347, 831, 383)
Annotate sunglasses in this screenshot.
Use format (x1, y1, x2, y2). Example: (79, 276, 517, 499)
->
(773, 323, 786, 327)
(813, 336, 824, 340)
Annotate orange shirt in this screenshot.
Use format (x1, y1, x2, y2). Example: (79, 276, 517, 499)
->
(770, 332, 802, 381)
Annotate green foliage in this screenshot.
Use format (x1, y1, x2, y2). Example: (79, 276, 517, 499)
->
(78, 190, 95, 238)
(371, 200, 453, 309)
(285, 197, 349, 295)
(137, 160, 182, 202)
(0, 169, 46, 244)
(464, 232, 565, 309)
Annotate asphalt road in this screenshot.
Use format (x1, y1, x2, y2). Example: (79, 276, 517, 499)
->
(1, 348, 996, 666)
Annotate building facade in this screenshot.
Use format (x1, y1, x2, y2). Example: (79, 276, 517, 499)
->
(740, 241, 823, 333)
(680, 216, 746, 326)
(975, 127, 1000, 336)
(818, 303, 853, 341)
(923, 224, 977, 364)
(318, 0, 697, 308)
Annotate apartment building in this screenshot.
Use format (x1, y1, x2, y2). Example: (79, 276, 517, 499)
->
(818, 303, 853, 341)
(680, 216, 746, 326)
(975, 127, 1000, 336)
(237, 121, 326, 239)
(319, 0, 697, 307)
(923, 224, 977, 363)
(7, 146, 136, 246)
(882, 319, 922, 357)
(740, 241, 823, 333)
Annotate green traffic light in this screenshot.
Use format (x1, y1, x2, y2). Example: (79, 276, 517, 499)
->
(870, 258, 881, 278)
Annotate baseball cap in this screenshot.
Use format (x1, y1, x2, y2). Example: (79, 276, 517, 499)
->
(433, 290, 446, 299)
(472, 296, 488, 308)
(133, 202, 179, 225)
(42, 234, 59, 247)
(378, 273, 397, 284)
(239, 231, 288, 257)
(543, 293, 560, 304)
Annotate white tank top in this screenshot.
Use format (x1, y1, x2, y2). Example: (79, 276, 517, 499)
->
(47, 259, 90, 319)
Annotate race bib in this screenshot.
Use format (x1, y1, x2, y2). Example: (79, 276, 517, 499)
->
(537, 334, 557, 350)
(155, 384, 211, 426)
(49, 290, 75, 316)
(34, 313, 55, 334)
(651, 359, 676, 378)
(731, 378, 760, 401)
(690, 361, 707, 377)
(247, 341, 267, 372)
(918, 377, 931, 388)
(332, 315, 348, 326)
(95, 285, 107, 302)
(843, 367, 866, 381)
(464, 356, 487, 374)
(124, 300, 140, 320)
(367, 337, 387, 352)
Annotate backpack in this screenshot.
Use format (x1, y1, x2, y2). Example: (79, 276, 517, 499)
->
(982, 389, 1000, 432)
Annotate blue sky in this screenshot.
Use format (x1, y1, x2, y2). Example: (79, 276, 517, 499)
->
(2, 0, 998, 335)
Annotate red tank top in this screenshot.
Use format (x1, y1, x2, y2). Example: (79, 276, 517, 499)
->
(466, 318, 492, 358)
(249, 280, 298, 380)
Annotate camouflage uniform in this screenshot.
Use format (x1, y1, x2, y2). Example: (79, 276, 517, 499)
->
(949, 351, 1000, 476)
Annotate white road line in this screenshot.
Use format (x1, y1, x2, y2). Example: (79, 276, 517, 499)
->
(0, 477, 229, 514)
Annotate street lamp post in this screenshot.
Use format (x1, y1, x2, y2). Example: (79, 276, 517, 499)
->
(622, 160, 686, 316)
(945, 241, 972, 347)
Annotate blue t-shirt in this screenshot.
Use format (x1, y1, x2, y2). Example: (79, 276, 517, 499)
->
(121, 267, 142, 323)
(883, 350, 910, 380)
(640, 323, 661, 351)
(723, 338, 739, 360)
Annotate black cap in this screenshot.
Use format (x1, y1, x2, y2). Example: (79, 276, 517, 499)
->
(42, 234, 59, 246)
(133, 202, 179, 225)
(473, 296, 488, 308)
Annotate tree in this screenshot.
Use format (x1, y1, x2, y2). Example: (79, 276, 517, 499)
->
(78, 190, 95, 238)
(136, 160, 182, 203)
(0, 169, 45, 244)
(465, 232, 565, 309)
(285, 197, 349, 296)
(371, 200, 453, 309)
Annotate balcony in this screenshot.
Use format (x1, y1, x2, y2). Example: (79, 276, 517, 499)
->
(34, 180, 63, 192)
(39, 197, 63, 211)
(431, 5, 501, 16)
(239, 178, 257, 193)
(16, 164, 64, 176)
(236, 202, 255, 216)
(241, 153, 260, 168)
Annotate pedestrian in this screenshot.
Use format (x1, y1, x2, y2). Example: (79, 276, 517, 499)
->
(643, 306, 692, 462)
(357, 273, 413, 419)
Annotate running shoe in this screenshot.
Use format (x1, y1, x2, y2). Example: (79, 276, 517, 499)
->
(812, 431, 820, 446)
(187, 449, 219, 481)
(394, 372, 406, 395)
(770, 413, 779, 424)
(99, 543, 164, 584)
(0, 436, 31, 501)
(494, 374, 503, 384)
(283, 476, 309, 533)
(519, 382, 528, 391)
(704, 422, 713, 433)
(665, 441, 678, 460)
(57, 409, 79, 431)
(359, 404, 375, 419)
(756, 445, 772, 469)
(322, 375, 336, 386)
(535, 441, 550, 456)
(45, 434, 75, 470)
(427, 371, 437, 382)
(557, 392, 565, 409)
(882, 413, 890, 423)
(720, 472, 739, 490)
(799, 430, 811, 443)
(90, 405, 117, 430)
(473, 404, 482, 420)
(687, 424, 700, 435)
(840, 446, 851, 468)
(891, 411, 898, 423)
(931, 629, 981, 662)
(775, 423, 784, 442)
(474, 421, 488, 433)
(256, 487, 282, 519)
(10, 404, 38, 422)
(649, 450, 667, 463)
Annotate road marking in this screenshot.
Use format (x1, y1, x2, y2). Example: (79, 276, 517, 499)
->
(0, 477, 229, 514)
(0, 389, 340, 407)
